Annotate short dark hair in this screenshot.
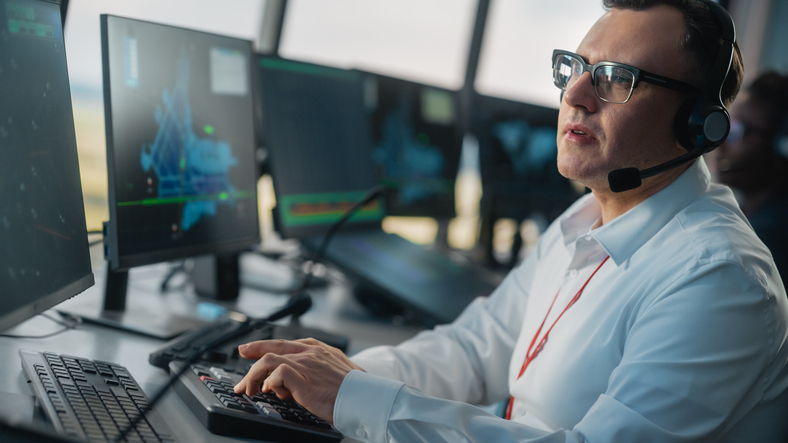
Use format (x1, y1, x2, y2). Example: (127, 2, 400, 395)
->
(746, 71, 788, 129)
(602, 0, 744, 107)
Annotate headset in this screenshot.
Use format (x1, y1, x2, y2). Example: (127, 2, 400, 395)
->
(608, 0, 736, 192)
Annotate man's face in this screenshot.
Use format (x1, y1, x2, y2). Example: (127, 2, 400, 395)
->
(710, 94, 779, 192)
(556, 5, 693, 192)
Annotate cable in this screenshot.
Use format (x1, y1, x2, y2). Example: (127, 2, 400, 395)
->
(87, 229, 104, 247)
(0, 312, 83, 339)
(159, 260, 188, 292)
(115, 184, 385, 442)
(114, 293, 312, 442)
(228, 185, 385, 296)
(292, 184, 384, 295)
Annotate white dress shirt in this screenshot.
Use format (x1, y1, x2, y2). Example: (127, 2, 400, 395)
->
(334, 158, 788, 442)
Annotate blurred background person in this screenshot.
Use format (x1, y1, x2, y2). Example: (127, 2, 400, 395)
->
(710, 71, 788, 287)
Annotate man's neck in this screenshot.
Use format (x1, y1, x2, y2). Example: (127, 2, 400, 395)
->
(591, 162, 691, 227)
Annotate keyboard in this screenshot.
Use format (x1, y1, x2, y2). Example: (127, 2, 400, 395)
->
(149, 318, 349, 372)
(19, 349, 176, 443)
(170, 361, 343, 442)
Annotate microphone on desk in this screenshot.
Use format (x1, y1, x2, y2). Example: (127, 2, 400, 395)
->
(116, 291, 314, 442)
(252, 292, 312, 326)
(116, 185, 390, 442)
(292, 183, 388, 295)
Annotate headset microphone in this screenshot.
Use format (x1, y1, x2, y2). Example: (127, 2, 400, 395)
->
(608, 0, 735, 193)
(608, 149, 711, 192)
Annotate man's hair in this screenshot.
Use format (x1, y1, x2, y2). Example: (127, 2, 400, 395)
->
(746, 71, 788, 130)
(602, 0, 744, 107)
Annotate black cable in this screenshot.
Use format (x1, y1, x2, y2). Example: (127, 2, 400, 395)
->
(0, 312, 83, 339)
(114, 184, 385, 442)
(114, 293, 312, 442)
(87, 229, 104, 247)
(238, 184, 384, 296)
(240, 257, 325, 295)
(159, 260, 188, 292)
(293, 184, 384, 295)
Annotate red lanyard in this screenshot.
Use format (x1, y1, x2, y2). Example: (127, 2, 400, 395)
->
(505, 255, 610, 420)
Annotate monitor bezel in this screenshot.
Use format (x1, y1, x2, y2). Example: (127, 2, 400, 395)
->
(101, 14, 261, 271)
(0, 0, 94, 332)
(0, 274, 94, 332)
(256, 55, 384, 240)
(472, 91, 581, 221)
(355, 70, 463, 219)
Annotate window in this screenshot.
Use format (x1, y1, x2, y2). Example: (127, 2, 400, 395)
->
(64, 0, 264, 229)
(279, 0, 477, 90)
(475, 0, 605, 108)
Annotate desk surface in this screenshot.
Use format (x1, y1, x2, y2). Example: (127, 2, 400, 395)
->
(0, 255, 425, 442)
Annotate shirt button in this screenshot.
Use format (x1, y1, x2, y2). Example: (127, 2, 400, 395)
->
(569, 269, 578, 279)
(584, 235, 592, 241)
(357, 427, 367, 439)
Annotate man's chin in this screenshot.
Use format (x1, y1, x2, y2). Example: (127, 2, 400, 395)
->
(557, 164, 605, 190)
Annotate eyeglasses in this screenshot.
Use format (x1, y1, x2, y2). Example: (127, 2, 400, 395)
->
(725, 118, 772, 145)
(552, 50, 700, 104)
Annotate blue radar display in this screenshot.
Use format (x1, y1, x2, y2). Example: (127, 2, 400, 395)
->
(140, 56, 238, 231)
(372, 96, 445, 207)
(360, 71, 462, 218)
(492, 120, 558, 179)
(102, 15, 260, 270)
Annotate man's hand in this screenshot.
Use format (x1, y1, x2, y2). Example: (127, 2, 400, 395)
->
(233, 338, 364, 424)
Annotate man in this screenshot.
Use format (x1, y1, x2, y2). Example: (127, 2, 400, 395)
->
(710, 72, 788, 287)
(235, 1, 788, 441)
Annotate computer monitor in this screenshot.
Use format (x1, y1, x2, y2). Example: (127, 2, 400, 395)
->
(257, 57, 499, 327)
(71, 16, 260, 338)
(357, 71, 461, 218)
(257, 56, 385, 240)
(0, 0, 94, 332)
(472, 93, 581, 266)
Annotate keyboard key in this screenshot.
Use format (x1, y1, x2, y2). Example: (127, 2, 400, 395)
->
(169, 361, 343, 442)
(19, 350, 177, 443)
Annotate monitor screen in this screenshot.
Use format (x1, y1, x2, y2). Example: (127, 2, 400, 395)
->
(473, 93, 580, 223)
(359, 72, 461, 218)
(0, 0, 94, 331)
(102, 15, 260, 270)
(257, 57, 384, 239)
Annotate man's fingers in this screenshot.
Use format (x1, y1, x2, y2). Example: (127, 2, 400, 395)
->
(238, 339, 310, 360)
(232, 338, 355, 424)
(294, 337, 323, 346)
(263, 364, 304, 400)
(235, 352, 298, 397)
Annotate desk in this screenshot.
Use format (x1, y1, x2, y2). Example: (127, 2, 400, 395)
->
(0, 255, 425, 442)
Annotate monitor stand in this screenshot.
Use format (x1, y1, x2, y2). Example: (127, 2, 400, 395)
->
(58, 261, 207, 340)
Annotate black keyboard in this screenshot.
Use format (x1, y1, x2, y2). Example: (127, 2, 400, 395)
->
(170, 361, 343, 442)
(149, 318, 349, 371)
(19, 349, 176, 443)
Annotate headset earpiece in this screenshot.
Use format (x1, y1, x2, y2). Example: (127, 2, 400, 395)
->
(608, 0, 737, 192)
(673, 0, 735, 155)
(674, 96, 700, 152)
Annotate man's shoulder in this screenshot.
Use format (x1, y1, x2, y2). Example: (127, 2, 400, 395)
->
(648, 184, 774, 284)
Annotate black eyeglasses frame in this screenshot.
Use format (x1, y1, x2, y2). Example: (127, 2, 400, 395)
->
(552, 49, 701, 104)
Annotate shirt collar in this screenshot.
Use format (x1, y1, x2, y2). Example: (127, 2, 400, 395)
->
(560, 158, 711, 266)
